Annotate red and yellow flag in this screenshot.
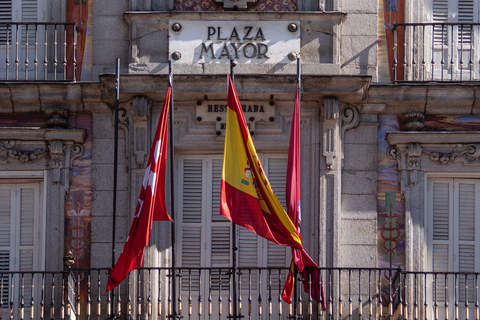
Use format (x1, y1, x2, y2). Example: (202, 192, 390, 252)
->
(221, 76, 324, 305)
(221, 76, 301, 249)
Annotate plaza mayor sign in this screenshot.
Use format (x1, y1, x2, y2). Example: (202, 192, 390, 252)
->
(169, 21, 300, 63)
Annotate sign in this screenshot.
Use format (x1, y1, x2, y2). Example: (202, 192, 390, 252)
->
(169, 21, 300, 64)
(196, 101, 275, 136)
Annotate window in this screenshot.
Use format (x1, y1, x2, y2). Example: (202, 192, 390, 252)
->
(426, 178, 480, 319)
(425, 0, 480, 76)
(0, 181, 44, 316)
(177, 154, 290, 316)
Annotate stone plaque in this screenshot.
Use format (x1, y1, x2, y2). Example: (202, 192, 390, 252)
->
(196, 101, 275, 136)
(169, 21, 300, 64)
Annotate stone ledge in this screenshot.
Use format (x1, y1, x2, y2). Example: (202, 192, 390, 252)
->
(386, 131, 480, 145)
(0, 127, 87, 143)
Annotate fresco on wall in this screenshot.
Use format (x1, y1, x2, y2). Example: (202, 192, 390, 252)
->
(65, 113, 92, 272)
(377, 115, 405, 278)
(174, 0, 296, 11)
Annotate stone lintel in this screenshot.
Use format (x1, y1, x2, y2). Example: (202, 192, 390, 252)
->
(99, 74, 371, 105)
(386, 131, 480, 145)
(0, 127, 87, 143)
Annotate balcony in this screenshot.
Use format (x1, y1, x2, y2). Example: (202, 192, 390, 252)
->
(2, 267, 479, 319)
(0, 22, 78, 81)
(390, 23, 480, 82)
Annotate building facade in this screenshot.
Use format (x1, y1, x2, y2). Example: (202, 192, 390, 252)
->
(0, 0, 479, 318)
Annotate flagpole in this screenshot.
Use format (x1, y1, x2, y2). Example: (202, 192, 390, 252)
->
(169, 60, 177, 319)
(292, 56, 301, 320)
(110, 57, 120, 318)
(229, 59, 238, 319)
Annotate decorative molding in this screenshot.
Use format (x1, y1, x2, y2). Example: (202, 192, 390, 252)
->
(322, 98, 340, 170)
(425, 144, 480, 165)
(406, 143, 422, 185)
(386, 132, 480, 185)
(0, 140, 46, 164)
(48, 140, 65, 169)
(0, 127, 87, 185)
(45, 107, 70, 128)
(131, 96, 150, 166)
(340, 105, 359, 167)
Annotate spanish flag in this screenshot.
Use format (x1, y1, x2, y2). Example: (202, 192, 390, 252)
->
(221, 76, 324, 305)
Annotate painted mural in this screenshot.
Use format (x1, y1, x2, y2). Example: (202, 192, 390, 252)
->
(377, 115, 405, 275)
(174, 0, 296, 11)
(65, 113, 92, 272)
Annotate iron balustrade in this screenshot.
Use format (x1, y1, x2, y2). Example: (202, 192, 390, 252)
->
(0, 22, 77, 81)
(1, 268, 480, 319)
(390, 23, 480, 82)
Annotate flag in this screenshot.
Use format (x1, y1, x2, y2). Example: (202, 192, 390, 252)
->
(281, 89, 326, 309)
(220, 76, 323, 305)
(106, 86, 172, 292)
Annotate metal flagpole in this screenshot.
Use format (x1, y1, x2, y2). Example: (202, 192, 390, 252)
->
(168, 60, 177, 319)
(229, 59, 239, 319)
(111, 57, 120, 318)
(292, 56, 301, 320)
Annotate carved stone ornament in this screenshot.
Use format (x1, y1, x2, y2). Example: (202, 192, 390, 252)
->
(426, 144, 480, 165)
(0, 140, 46, 164)
(401, 112, 424, 131)
(322, 98, 339, 170)
(48, 140, 65, 169)
(45, 107, 69, 128)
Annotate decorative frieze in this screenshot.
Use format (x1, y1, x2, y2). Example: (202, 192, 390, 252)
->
(386, 132, 480, 185)
(0, 140, 46, 164)
(401, 112, 424, 131)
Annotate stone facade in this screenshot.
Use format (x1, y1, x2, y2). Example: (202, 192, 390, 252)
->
(1, 0, 480, 318)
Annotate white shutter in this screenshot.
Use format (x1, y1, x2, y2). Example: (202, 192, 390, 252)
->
(428, 178, 480, 307)
(0, 0, 11, 43)
(433, 0, 449, 44)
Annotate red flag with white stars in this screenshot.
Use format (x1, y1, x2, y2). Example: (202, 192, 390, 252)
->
(106, 86, 172, 292)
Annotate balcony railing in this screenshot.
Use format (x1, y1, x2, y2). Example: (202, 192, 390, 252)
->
(1, 267, 479, 319)
(391, 23, 480, 82)
(0, 22, 77, 81)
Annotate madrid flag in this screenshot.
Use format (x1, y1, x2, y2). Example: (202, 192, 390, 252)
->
(107, 86, 172, 292)
(220, 76, 322, 304)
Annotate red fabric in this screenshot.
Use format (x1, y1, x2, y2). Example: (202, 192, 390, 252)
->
(66, 0, 88, 80)
(281, 89, 326, 309)
(106, 87, 172, 292)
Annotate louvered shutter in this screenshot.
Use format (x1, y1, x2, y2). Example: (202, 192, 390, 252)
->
(0, 0, 11, 43)
(0, 187, 11, 305)
(430, 180, 453, 302)
(456, 181, 477, 303)
(210, 157, 231, 289)
(179, 158, 203, 290)
(432, 0, 449, 44)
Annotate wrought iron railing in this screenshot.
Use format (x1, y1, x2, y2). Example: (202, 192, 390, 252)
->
(2, 268, 480, 319)
(0, 22, 77, 81)
(390, 23, 480, 82)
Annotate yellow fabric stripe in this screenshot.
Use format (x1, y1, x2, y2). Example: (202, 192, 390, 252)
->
(222, 107, 258, 199)
(223, 103, 301, 246)
(245, 135, 301, 245)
